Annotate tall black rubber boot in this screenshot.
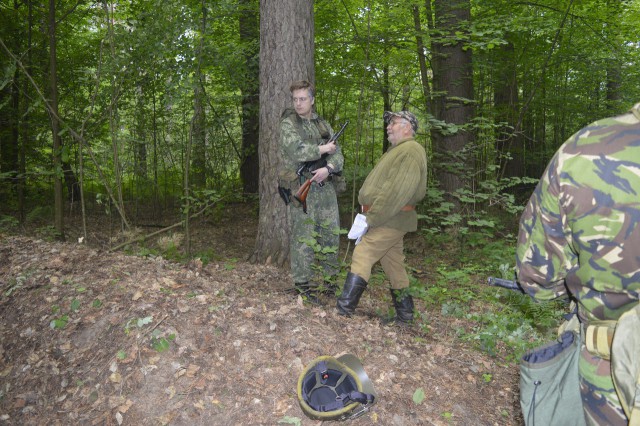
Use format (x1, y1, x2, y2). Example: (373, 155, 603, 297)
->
(336, 272, 368, 316)
(389, 289, 415, 325)
(295, 282, 321, 305)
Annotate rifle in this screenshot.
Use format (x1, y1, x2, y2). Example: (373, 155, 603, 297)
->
(294, 120, 349, 213)
(487, 277, 525, 293)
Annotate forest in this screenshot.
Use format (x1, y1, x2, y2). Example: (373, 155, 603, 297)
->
(1, 0, 640, 424)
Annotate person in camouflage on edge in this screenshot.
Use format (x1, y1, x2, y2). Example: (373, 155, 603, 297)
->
(278, 80, 344, 304)
(516, 102, 640, 425)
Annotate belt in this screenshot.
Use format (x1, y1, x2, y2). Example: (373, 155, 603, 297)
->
(361, 205, 415, 213)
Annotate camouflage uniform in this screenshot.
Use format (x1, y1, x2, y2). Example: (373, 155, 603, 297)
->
(279, 110, 344, 285)
(516, 102, 640, 425)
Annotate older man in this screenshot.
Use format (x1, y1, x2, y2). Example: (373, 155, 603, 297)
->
(337, 111, 427, 325)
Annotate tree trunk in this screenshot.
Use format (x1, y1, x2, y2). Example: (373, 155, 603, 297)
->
(48, 0, 65, 240)
(239, 0, 260, 195)
(494, 39, 524, 180)
(413, 4, 432, 116)
(251, 0, 314, 265)
(430, 0, 474, 206)
(191, 2, 208, 189)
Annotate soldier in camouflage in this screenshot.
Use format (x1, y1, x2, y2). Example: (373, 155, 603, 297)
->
(279, 80, 344, 304)
(516, 102, 640, 425)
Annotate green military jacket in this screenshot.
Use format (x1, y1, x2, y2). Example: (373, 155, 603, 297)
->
(358, 137, 428, 231)
(516, 102, 640, 323)
(279, 109, 344, 186)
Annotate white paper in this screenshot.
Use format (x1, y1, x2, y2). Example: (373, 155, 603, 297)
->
(348, 213, 368, 244)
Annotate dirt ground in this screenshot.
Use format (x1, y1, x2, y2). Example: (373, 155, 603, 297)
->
(0, 203, 523, 425)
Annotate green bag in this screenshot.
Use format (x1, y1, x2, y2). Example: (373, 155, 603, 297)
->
(519, 331, 586, 426)
(611, 303, 640, 425)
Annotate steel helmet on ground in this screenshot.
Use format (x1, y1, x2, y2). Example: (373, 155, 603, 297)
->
(297, 354, 376, 421)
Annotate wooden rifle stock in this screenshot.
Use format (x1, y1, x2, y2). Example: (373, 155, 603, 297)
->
(294, 179, 313, 213)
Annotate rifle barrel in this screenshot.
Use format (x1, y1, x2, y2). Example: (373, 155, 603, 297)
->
(329, 120, 349, 142)
(487, 277, 524, 292)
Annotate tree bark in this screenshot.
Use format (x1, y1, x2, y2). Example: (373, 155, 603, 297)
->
(430, 0, 474, 206)
(251, 0, 314, 265)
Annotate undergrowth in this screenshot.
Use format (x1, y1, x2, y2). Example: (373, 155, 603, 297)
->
(414, 225, 567, 362)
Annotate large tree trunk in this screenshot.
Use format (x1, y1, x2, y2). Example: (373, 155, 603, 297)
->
(250, 0, 314, 265)
(430, 0, 474, 206)
(239, 0, 260, 195)
(48, 0, 65, 240)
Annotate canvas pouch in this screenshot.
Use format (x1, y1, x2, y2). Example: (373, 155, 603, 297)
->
(611, 303, 640, 426)
(519, 330, 586, 426)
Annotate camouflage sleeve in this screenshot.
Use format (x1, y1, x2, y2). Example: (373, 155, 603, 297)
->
(326, 143, 344, 172)
(516, 153, 576, 302)
(279, 118, 321, 164)
(317, 119, 344, 172)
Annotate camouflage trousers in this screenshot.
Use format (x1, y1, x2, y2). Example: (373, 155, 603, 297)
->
(289, 181, 340, 284)
(579, 345, 628, 425)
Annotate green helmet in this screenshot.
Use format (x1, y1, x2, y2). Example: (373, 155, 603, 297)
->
(297, 354, 376, 421)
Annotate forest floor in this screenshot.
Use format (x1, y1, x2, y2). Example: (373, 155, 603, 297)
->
(0, 201, 524, 426)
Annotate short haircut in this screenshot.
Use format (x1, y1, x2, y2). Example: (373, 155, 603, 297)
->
(290, 80, 315, 98)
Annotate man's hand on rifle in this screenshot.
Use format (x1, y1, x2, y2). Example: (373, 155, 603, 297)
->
(319, 140, 337, 155)
(311, 166, 331, 184)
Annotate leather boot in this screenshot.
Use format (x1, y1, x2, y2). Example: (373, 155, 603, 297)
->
(388, 289, 415, 325)
(295, 282, 321, 305)
(336, 272, 368, 316)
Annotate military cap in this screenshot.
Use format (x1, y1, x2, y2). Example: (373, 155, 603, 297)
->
(384, 111, 418, 133)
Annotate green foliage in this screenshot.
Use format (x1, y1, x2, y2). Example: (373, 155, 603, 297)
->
(70, 299, 81, 312)
(150, 330, 175, 353)
(0, 214, 19, 231)
(277, 416, 302, 426)
(3, 276, 25, 297)
(412, 387, 426, 405)
(124, 316, 153, 335)
(26, 206, 54, 224)
(50, 315, 69, 330)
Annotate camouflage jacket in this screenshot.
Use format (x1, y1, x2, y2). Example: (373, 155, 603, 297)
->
(278, 109, 344, 184)
(516, 102, 640, 323)
(358, 137, 427, 231)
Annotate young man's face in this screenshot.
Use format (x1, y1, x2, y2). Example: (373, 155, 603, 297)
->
(291, 88, 314, 119)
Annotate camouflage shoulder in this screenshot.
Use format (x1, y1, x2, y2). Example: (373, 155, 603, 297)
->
(280, 108, 297, 121)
